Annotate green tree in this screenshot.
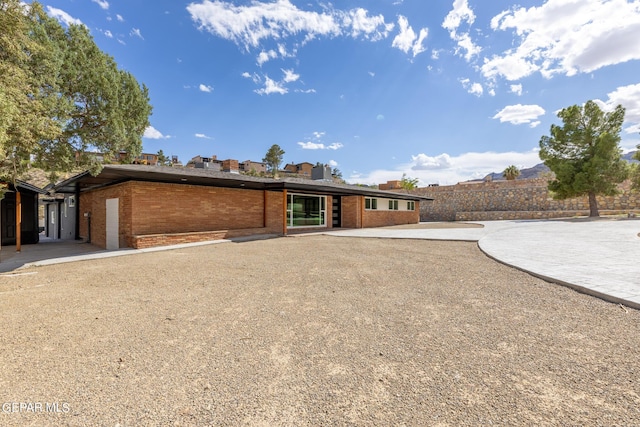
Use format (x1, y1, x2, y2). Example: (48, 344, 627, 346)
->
(0, 1, 152, 183)
(632, 146, 640, 190)
(263, 144, 285, 177)
(157, 149, 171, 166)
(400, 173, 419, 190)
(539, 101, 628, 217)
(0, 0, 62, 186)
(502, 165, 520, 180)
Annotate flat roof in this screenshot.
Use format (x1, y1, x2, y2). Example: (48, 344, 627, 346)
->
(53, 164, 432, 201)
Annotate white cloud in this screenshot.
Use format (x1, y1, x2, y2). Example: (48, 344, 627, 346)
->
(257, 49, 277, 66)
(255, 76, 288, 95)
(104, 30, 113, 38)
(298, 142, 344, 150)
(130, 28, 144, 39)
(460, 78, 483, 96)
(347, 149, 542, 186)
(91, 0, 109, 10)
(593, 83, 640, 133)
(187, 1, 393, 51)
(392, 15, 428, 58)
(195, 133, 213, 139)
(282, 69, 299, 83)
(442, 0, 481, 61)
(483, 0, 640, 81)
(144, 126, 170, 139)
(313, 131, 326, 140)
(116, 14, 124, 22)
(493, 104, 546, 126)
(46, 6, 83, 27)
(199, 84, 214, 93)
(510, 84, 523, 96)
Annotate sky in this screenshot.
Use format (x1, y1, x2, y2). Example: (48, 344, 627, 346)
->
(37, 0, 640, 185)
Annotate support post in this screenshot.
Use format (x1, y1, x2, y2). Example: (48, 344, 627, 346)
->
(282, 190, 287, 236)
(16, 191, 21, 252)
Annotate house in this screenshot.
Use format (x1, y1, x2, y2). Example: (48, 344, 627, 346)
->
(284, 162, 314, 177)
(239, 160, 267, 175)
(379, 180, 402, 190)
(1, 181, 45, 246)
(52, 165, 431, 249)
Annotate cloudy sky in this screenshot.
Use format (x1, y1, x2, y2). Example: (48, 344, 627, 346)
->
(41, 0, 640, 185)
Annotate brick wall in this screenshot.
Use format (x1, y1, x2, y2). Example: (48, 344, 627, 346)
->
(341, 196, 362, 228)
(363, 204, 419, 227)
(80, 181, 284, 249)
(412, 179, 640, 221)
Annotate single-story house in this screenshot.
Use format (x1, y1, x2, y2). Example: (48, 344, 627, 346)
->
(1, 181, 45, 246)
(53, 165, 432, 249)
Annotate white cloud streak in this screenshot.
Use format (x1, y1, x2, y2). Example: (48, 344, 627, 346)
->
(593, 83, 640, 134)
(91, 0, 109, 10)
(298, 142, 344, 150)
(391, 15, 428, 57)
(347, 149, 542, 186)
(46, 6, 83, 27)
(483, 0, 640, 81)
(199, 84, 214, 93)
(144, 126, 170, 139)
(442, 0, 481, 61)
(493, 104, 545, 126)
(187, 0, 394, 54)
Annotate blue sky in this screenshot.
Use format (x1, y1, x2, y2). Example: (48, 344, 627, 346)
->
(40, 0, 640, 185)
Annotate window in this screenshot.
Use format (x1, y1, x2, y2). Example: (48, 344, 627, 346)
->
(389, 200, 399, 210)
(287, 194, 327, 227)
(365, 197, 377, 210)
(407, 201, 415, 211)
(68, 195, 75, 208)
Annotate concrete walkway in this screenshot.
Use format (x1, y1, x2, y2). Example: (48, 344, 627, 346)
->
(323, 219, 640, 310)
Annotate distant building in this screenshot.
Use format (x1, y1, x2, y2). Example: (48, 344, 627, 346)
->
(284, 162, 314, 177)
(239, 160, 267, 175)
(379, 180, 402, 190)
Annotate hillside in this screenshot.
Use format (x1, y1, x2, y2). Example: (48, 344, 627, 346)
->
(481, 150, 638, 182)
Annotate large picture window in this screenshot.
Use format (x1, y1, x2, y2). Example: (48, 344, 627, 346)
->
(287, 194, 327, 227)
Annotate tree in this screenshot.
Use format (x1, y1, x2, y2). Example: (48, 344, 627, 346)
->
(503, 165, 520, 180)
(157, 149, 171, 166)
(400, 173, 419, 190)
(0, 1, 152, 183)
(263, 144, 285, 177)
(539, 100, 628, 217)
(631, 146, 640, 191)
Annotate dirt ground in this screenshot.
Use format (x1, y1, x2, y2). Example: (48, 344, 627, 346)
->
(0, 235, 639, 426)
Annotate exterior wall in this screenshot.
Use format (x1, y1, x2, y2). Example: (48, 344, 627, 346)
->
(341, 196, 362, 228)
(80, 181, 284, 249)
(44, 195, 76, 240)
(79, 182, 133, 249)
(363, 201, 419, 227)
(379, 180, 402, 190)
(412, 179, 640, 221)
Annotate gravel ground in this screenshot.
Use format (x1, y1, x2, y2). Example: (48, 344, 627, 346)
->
(0, 235, 639, 426)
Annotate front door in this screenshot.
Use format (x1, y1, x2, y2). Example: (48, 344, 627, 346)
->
(332, 196, 341, 228)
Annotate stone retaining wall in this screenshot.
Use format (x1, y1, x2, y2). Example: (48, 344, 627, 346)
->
(411, 179, 640, 221)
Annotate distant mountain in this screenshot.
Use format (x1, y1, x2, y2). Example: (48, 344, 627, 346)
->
(480, 150, 638, 182)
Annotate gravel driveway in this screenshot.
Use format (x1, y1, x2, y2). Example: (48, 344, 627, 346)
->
(1, 235, 639, 426)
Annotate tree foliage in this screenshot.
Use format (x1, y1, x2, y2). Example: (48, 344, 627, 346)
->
(263, 144, 285, 177)
(502, 165, 520, 180)
(400, 173, 419, 190)
(0, 0, 152, 183)
(539, 100, 628, 217)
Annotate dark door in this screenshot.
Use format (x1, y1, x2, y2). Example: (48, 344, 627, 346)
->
(332, 196, 341, 228)
(2, 199, 16, 245)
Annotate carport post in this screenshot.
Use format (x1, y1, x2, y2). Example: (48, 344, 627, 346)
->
(282, 189, 287, 236)
(16, 191, 21, 252)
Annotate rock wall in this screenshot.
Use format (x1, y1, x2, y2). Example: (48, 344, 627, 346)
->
(411, 179, 640, 221)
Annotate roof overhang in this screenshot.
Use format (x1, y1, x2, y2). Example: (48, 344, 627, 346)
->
(53, 165, 433, 201)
